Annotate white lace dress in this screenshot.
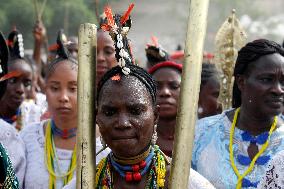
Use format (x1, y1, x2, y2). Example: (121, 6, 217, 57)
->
(20, 120, 75, 189)
(0, 119, 26, 189)
(258, 150, 284, 189)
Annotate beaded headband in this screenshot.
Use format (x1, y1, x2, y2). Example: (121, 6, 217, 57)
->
(101, 3, 135, 75)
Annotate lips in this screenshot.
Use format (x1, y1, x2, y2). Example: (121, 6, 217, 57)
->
(158, 101, 175, 107)
(112, 135, 137, 140)
(56, 107, 72, 113)
(267, 97, 284, 108)
(12, 96, 24, 104)
(97, 65, 108, 75)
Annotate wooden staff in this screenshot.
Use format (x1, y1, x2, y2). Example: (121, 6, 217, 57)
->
(76, 23, 97, 189)
(169, 0, 209, 188)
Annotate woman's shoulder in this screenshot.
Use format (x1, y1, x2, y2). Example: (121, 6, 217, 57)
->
(195, 110, 232, 138)
(0, 119, 24, 147)
(189, 168, 216, 189)
(20, 120, 46, 142)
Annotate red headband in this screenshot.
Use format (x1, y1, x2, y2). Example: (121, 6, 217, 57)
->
(148, 61, 182, 74)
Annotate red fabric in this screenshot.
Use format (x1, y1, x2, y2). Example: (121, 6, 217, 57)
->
(148, 61, 182, 74)
(170, 51, 184, 60)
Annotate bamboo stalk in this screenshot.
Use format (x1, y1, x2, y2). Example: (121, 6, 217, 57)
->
(76, 23, 97, 189)
(169, 0, 209, 188)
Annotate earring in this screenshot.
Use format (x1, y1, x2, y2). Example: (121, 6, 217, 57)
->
(198, 107, 204, 114)
(151, 124, 158, 145)
(249, 99, 252, 103)
(100, 136, 106, 148)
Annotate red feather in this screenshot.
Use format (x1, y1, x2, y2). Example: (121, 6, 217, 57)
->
(151, 36, 159, 47)
(120, 3, 134, 25)
(104, 5, 115, 27)
(0, 71, 22, 82)
(101, 24, 111, 32)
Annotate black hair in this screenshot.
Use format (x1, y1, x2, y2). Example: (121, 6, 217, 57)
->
(0, 31, 9, 99)
(7, 30, 31, 70)
(45, 30, 78, 80)
(201, 63, 220, 87)
(232, 39, 284, 108)
(97, 64, 157, 105)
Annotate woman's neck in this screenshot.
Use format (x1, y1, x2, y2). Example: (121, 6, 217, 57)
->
(236, 107, 275, 136)
(157, 118, 176, 138)
(52, 116, 77, 130)
(0, 103, 18, 119)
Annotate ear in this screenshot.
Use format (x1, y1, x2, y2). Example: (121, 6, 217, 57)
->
(235, 75, 246, 92)
(153, 104, 160, 125)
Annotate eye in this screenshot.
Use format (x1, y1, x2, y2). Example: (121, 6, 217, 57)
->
(23, 80, 32, 87)
(102, 107, 116, 117)
(104, 47, 115, 56)
(129, 106, 145, 116)
(8, 77, 17, 84)
(69, 86, 77, 92)
(169, 82, 180, 90)
(260, 77, 273, 83)
(50, 86, 59, 92)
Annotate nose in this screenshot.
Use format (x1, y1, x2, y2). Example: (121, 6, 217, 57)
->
(59, 89, 69, 103)
(271, 81, 284, 96)
(97, 50, 106, 63)
(15, 82, 24, 95)
(159, 86, 171, 97)
(115, 112, 131, 129)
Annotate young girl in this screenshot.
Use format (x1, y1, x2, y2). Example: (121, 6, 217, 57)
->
(0, 30, 33, 130)
(21, 30, 78, 189)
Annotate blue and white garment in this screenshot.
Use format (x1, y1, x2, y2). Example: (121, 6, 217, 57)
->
(192, 109, 284, 189)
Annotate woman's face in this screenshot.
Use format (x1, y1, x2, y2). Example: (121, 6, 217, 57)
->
(238, 53, 284, 117)
(198, 77, 221, 119)
(152, 68, 181, 119)
(45, 61, 78, 121)
(97, 76, 158, 157)
(0, 60, 32, 111)
(97, 30, 116, 85)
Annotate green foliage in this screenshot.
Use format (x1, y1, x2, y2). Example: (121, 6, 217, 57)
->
(0, 0, 99, 48)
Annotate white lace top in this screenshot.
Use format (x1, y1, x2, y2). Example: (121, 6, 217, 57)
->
(20, 120, 75, 189)
(0, 119, 26, 189)
(62, 168, 215, 189)
(258, 150, 284, 189)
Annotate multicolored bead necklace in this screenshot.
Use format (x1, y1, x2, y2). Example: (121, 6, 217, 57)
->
(96, 145, 167, 188)
(44, 120, 76, 189)
(229, 108, 277, 189)
(50, 119, 77, 139)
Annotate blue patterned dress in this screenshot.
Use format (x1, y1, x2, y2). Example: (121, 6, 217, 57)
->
(192, 109, 284, 189)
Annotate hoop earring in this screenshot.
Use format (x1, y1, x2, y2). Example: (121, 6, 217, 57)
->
(151, 124, 158, 145)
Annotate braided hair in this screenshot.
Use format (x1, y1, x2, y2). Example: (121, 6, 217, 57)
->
(97, 64, 157, 105)
(201, 63, 220, 88)
(45, 30, 78, 80)
(232, 39, 284, 108)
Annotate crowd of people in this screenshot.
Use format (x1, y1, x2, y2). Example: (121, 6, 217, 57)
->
(1, 3, 284, 189)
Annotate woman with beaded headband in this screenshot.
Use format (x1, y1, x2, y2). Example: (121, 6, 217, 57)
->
(192, 39, 284, 188)
(89, 4, 215, 189)
(0, 31, 25, 189)
(20, 30, 78, 189)
(0, 29, 34, 130)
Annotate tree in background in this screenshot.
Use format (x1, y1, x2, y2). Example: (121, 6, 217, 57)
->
(0, 0, 114, 48)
